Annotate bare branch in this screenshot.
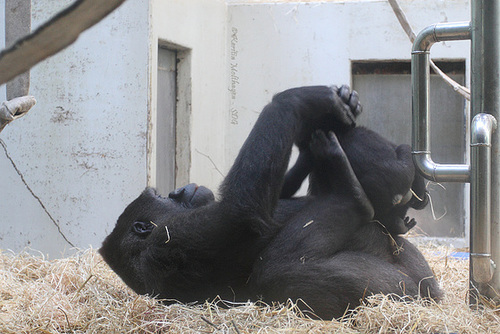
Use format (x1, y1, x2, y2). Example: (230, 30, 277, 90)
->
(0, 0, 127, 85)
(388, 0, 416, 43)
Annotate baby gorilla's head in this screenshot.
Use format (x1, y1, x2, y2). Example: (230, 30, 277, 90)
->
(338, 127, 429, 235)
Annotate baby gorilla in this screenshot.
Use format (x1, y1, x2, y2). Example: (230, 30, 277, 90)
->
(251, 129, 441, 319)
(281, 90, 428, 235)
(338, 127, 429, 234)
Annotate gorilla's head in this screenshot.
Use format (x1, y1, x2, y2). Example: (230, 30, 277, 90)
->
(99, 184, 215, 294)
(339, 128, 429, 235)
(372, 170, 429, 234)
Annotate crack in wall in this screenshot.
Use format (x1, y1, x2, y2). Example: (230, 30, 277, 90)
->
(195, 149, 225, 178)
(0, 139, 75, 247)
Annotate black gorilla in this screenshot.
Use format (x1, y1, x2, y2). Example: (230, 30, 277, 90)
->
(100, 86, 441, 319)
(253, 130, 440, 318)
(281, 125, 429, 235)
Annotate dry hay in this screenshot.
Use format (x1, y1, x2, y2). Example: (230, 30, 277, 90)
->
(0, 245, 498, 333)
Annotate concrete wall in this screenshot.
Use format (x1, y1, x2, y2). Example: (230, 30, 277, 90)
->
(0, 0, 471, 257)
(0, 3, 4, 99)
(226, 0, 470, 161)
(0, 0, 150, 256)
(0, 0, 229, 257)
(149, 0, 228, 192)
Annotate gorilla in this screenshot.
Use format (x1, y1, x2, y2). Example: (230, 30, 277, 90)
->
(100, 85, 442, 319)
(281, 123, 430, 235)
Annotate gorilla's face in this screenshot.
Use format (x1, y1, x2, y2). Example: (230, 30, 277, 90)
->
(99, 184, 215, 293)
(374, 172, 429, 234)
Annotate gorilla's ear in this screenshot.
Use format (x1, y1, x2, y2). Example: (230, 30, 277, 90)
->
(132, 221, 155, 236)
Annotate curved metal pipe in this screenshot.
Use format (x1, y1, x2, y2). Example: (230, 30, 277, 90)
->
(411, 21, 471, 182)
(470, 114, 497, 283)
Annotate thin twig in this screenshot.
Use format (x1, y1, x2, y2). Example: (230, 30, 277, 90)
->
(71, 274, 94, 301)
(58, 307, 72, 331)
(164, 225, 171, 244)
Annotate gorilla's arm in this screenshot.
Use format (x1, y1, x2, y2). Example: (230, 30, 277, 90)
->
(219, 86, 356, 232)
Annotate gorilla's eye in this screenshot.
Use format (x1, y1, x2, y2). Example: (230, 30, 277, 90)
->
(132, 221, 155, 236)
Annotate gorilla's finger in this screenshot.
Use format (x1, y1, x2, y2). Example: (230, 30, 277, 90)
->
(354, 104, 363, 118)
(338, 85, 351, 103)
(328, 86, 357, 127)
(349, 90, 363, 117)
(348, 90, 359, 108)
(405, 217, 417, 230)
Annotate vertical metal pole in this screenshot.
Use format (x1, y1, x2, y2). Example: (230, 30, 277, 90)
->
(470, 0, 500, 304)
(470, 114, 496, 287)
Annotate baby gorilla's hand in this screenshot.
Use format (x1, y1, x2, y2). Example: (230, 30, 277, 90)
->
(309, 130, 351, 171)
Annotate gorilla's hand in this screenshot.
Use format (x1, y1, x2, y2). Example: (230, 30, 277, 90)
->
(274, 85, 362, 150)
(288, 85, 362, 151)
(271, 85, 359, 128)
(317, 85, 362, 128)
(336, 84, 362, 122)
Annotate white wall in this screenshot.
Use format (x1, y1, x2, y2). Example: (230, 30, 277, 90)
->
(149, 0, 228, 192)
(225, 0, 470, 168)
(0, 0, 229, 257)
(0, 0, 150, 256)
(0, 0, 471, 257)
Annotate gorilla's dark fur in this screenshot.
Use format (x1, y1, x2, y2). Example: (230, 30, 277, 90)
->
(281, 125, 430, 235)
(100, 86, 441, 319)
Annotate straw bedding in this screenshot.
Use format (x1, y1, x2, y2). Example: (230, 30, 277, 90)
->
(0, 244, 498, 333)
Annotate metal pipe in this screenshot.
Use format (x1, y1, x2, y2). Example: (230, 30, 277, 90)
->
(470, 113, 497, 283)
(470, 0, 500, 303)
(412, 1, 500, 306)
(411, 21, 471, 183)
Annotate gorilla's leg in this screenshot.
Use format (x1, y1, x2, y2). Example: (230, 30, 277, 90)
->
(280, 85, 362, 199)
(254, 223, 441, 319)
(220, 86, 358, 234)
(252, 131, 375, 299)
(391, 236, 443, 301)
(254, 252, 421, 320)
(345, 222, 443, 301)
